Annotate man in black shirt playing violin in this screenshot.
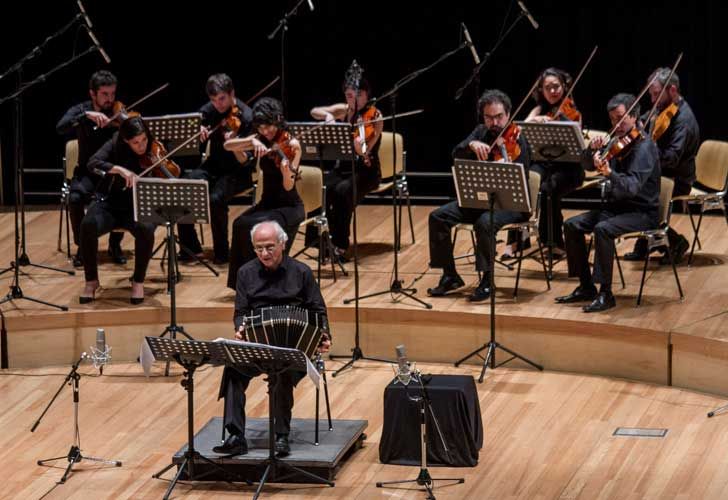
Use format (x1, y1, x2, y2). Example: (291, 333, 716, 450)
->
(557, 94, 660, 313)
(624, 68, 699, 265)
(177, 73, 255, 265)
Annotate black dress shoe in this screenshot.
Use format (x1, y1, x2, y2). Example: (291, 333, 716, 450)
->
(212, 434, 248, 455)
(623, 250, 647, 262)
(427, 274, 465, 297)
(468, 280, 491, 302)
(72, 252, 83, 268)
(660, 235, 689, 265)
(582, 291, 616, 313)
(107, 245, 127, 265)
(555, 285, 598, 304)
(212, 256, 229, 266)
(275, 434, 291, 456)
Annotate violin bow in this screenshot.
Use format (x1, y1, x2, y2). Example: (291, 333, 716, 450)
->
(640, 52, 683, 132)
(357, 108, 424, 126)
(94, 82, 170, 130)
(557, 45, 598, 116)
(488, 77, 541, 151)
(604, 72, 662, 142)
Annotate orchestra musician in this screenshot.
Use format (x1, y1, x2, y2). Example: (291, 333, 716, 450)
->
(213, 220, 330, 457)
(177, 73, 255, 265)
(80, 116, 158, 304)
(56, 70, 126, 267)
(224, 97, 305, 290)
(557, 93, 660, 312)
(427, 89, 531, 302)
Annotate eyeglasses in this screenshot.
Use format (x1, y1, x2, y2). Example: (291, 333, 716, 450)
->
(253, 243, 279, 254)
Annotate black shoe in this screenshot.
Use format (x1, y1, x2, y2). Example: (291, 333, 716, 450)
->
(275, 434, 290, 456)
(427, 274, 465, 297)
(107, 244, 127, 265)
(213, 255, 229, 265)
(212, 434, 248, 456)
(72, 252, 83, 268)
(555, 285, 598, 304)
(582, 290, 616, 313)
(660, 235, 689, 266)
(623, 250, 647, 262)
(468, 279, 491, 302)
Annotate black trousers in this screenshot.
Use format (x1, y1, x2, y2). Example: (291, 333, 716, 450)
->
(68, 173, 122, 249)
(219, 365, 305, 437)
(564, 209, 658, 288)
(531, 162, 584, 248)
(429, 201, 528, 274)
(177, 167, 252, 260)
(226, 203, 305, 289)
(325, 166, 381, 250)
(80, 200, 156, 282)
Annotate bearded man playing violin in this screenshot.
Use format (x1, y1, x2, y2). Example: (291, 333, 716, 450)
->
(427, 89, 531, 302)
(624, 68, 698, 265)
(177, 73, 255, 265)
(557, 93, 660, 313)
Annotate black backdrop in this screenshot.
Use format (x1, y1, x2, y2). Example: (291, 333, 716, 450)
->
(1, 0, 726, 204)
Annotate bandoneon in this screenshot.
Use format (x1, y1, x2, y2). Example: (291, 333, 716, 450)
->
(243, 305, 325, 359)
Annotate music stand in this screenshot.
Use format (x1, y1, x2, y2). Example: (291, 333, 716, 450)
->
(145, 113, 203, 158)
(516, 120, 586, 278)
(135, 178, 208, 376)
(146, 337, 249, 500)
(220, 339, 333, 499)
(451, 160, 543, 382)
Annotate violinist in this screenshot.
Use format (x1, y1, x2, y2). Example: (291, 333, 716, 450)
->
(557, 93, 660, 313)
(519, 68, 585, 259)
(224, 97, 305, 290)
(624, 68, 698, 264)
(177, 73, 255, 265)
(427, 89, 531, 302)
(80, 116, 158, 305)
(308, 62, 384, 260)
(56, 70, 125, 267)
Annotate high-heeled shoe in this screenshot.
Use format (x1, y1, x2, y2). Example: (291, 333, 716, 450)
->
(79, 282, 100, 304)
(130, 282, 144, 305)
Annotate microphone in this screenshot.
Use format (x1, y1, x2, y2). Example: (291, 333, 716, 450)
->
(517, 1, 540, 30)
(307, 0, 314, 11)
(461, 22, 480, 65)
(395, 345, 412, 385)
(84, 26, 111, 64)
(77, 0, 92, 28)
(90, 328, 111, 374)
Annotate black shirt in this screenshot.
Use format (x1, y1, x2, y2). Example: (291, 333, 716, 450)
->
(257, 136, 304, 210)
(199, 97, 254, 174)
(87, 133, 146, 208)
(56, 101, 116, 178)
(233, 255, 329, 333)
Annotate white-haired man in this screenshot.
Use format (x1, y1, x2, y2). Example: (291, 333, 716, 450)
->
(214, 220, 331, 457)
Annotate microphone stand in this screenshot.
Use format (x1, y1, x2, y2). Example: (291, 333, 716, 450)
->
(33, 353, 122, 484)
(267, 0, 307, 115)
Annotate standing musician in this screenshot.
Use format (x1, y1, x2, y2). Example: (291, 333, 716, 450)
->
(557, 94, 660, 313)
(427, 89, 531, 302)
(80, 116, 158, 304)
(56, 70, 125, 267)
(224, 97, 305, 290)
(520, 67, 585, 258)
(309, 62, 384, 260)
(213, 221, 331, 457)
(624, 68, 698, 265)
(177, 73, 255, 265)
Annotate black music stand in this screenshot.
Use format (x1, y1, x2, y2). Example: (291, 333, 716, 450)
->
(451, 160, 543, 382)
(221, 339, 334, 499)
(146, 337, 249, 500)
(516, 120, 586, 279)
(146, 112, 203, 158)
(135, 178, 208, 376)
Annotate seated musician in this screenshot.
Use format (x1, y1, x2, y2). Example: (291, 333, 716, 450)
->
(213, 220, 331, 457)
(56, 70, 125, 267)
(557, 93, 660, 312)
(308, 61, 383, 260)
(427, 89, 531, 302)
(224, 97, 305, 290)
(177, 73, 255, 265)
(81, 116, 158, 304)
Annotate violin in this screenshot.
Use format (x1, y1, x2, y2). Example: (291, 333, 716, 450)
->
(547, 97, 581, 122)
(598, 127, 643, 164)
(140, 140, 181, 179)
(223, 103, 242, 136)
(351, 106, 381, 164)
(650, 101, 678, 141)
(490, 123, 522, 162)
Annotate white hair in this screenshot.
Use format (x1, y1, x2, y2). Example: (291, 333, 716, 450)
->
(250, 220, 288, 244)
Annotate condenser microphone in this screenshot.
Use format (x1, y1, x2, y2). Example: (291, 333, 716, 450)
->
(517, 1, 540, 30)
(461, 22, 480, 65)
(84, 26, 111, 64)
(90, 328, 111, 374)
(395, 345, 412, 385)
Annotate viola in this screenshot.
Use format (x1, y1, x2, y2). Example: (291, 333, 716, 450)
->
(598, 127, 643, 164)
(548, 97, 581, 122)
(140, 140, 181, 179)
(490, 123, 522, 162)
(650, 102, 678, 141)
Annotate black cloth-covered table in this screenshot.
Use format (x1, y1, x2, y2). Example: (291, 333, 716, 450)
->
(379, 374, 483, 467)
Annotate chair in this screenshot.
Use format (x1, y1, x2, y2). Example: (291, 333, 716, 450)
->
(620, 176, 685, 306)
(58, 139, 79, 257)
(672, 140, 728, 266)
(452, 170, 551, 299)
(366, 132, 415, 251)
